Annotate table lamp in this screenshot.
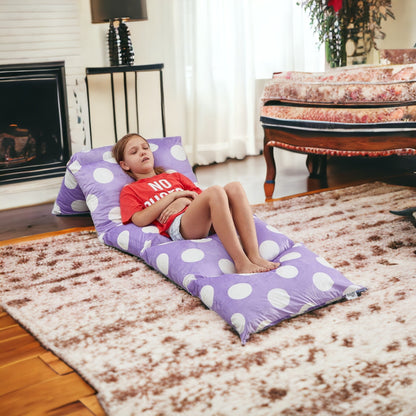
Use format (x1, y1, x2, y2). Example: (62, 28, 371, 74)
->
(90, 0, 148, 66)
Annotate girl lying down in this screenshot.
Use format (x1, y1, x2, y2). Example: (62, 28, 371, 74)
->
(112, 133, 280, 274)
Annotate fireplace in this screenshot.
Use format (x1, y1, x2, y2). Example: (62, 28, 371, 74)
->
(0, 61, 71, 184)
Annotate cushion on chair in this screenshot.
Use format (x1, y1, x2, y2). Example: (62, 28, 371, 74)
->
(262, 63, 416, 105)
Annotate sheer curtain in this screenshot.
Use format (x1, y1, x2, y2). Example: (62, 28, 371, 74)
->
(162, 0, 324, 166)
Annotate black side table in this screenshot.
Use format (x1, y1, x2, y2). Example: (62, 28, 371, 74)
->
(85, 63, 166, 147)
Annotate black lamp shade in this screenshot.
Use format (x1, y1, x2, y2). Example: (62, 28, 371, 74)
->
(90, 0, 147, 23)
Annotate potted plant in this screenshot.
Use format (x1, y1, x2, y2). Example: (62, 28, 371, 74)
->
(298, 0, 395, 67)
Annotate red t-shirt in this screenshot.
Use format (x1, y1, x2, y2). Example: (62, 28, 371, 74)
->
(120, 172, 202, 237)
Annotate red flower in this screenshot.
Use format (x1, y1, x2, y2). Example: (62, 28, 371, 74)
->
(328, 0, 343, 12)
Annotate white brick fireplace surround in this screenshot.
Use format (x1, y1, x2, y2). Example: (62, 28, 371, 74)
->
(0, 0, 85, 210)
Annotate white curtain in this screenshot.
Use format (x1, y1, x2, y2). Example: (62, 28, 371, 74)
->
(159, 0, 324, 166)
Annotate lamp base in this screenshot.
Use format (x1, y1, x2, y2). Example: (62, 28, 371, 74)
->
(107, 20, 120, 66)
(107, 19, 134, 66)
(118, 20, 135, 66)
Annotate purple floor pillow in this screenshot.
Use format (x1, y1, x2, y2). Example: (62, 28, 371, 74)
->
(52, 136, 196, 218)
(191, 243, 366, 344)
(52, 138, 366, 344)
(141, 216, 294, 292)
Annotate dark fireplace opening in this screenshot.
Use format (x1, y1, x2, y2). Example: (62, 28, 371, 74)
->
(0, 61, 71, 184)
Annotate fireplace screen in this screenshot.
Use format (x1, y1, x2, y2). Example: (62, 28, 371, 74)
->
(0, 62, 70, 184)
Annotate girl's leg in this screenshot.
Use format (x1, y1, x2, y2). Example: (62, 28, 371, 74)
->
(180, 186, 271, 274)
(223, 182, 279, 270)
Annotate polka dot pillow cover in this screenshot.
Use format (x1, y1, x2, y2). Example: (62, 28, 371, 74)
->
(52, 136, 197, 216)
(140, 237, 365, 344)
(52, 136, 365, 344)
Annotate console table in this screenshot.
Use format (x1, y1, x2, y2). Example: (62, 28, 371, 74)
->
(85, 63, 166, 147)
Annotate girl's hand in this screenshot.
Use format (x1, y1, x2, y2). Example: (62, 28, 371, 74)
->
(158, 197, 191, 224)
(175, 190, 199, 200)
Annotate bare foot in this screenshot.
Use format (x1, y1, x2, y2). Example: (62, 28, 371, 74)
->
(235, 259, 269, 274)
(250, 256, 280, 271)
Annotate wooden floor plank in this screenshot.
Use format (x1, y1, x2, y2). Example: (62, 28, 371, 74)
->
(0, 333, 45, 367)
(46, 400, 97, 416)
(40, 351, 74, 375)
(79, 396, 107, 416)
(0, 356, 58, 396)
(0, 372, 95, 416)
(0, 324, 27, 342)
(0, 313, 17, 329)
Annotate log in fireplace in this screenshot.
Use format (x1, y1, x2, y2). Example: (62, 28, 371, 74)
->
(0, 61, 71, 184)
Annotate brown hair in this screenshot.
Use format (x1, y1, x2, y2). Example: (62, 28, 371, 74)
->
(112, 133, 165, 177)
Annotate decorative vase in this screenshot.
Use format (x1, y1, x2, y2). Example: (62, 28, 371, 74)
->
(345, 23, 370, 65)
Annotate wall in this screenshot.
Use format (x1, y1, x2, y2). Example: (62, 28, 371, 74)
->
(379, 0, 416, 49)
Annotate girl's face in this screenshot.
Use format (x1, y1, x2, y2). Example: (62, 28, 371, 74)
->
(119, 136, 155, 179)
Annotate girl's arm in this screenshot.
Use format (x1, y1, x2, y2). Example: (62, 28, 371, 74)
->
(130, 190, 197, 227)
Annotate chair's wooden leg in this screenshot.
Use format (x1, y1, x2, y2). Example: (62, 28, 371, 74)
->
(263, 138, 276, 201)
(306, 154, 327, 179)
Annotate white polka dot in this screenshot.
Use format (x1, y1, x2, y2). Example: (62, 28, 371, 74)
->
(149, 142, 159, 152)
(98, 233, 105, 243)
(267, 288, 291, 309)
(181, 248, 205, 263)
(228, 283, 253, 300)
(93, 167, 114, 184)
(266, 224, 283, 234)
(86, 194, 98, 212)
(343, 285, 361, 296)
(183, 274, 196, 291)
(71, 200, 88, 212)
(218, 258, 235, 274)
(276, 265, 298, 279)
(64, 170, 77, 189)
(52, 203, 62, 214)
(231, 313, 246, 335)
(108, 207, 122, 223)
(313, 272, 334, 291)
(316, 256, 334, 268)
(156, 253, 169, 275)
(192, 238, 212, 243)
(297, 302, 316, 315)
(141, 240, 153, 256)
(142, 225, 159, 234)
(103, 151, 117, 163)
(143, 240, 152, 251)
(200, 285, 214, 308)
(259, 240, 280, 260)
(68, 160, 81, 174)
(280, 252, 301, 262)
(256, 320, 271, 333)
(170, 144, 187, 161)
(117, 230, 130, 250)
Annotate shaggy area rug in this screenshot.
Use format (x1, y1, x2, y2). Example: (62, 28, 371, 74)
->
(1, 182, 415, 416)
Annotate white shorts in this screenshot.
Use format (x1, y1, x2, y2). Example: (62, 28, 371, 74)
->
(168, 213, 184, 241)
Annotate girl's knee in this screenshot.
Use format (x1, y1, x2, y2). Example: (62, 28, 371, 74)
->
(204, 185, 227, 202)
(224, 181, 244, 198)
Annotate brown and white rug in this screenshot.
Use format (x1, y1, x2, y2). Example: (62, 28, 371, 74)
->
(1, 182, 415, 415)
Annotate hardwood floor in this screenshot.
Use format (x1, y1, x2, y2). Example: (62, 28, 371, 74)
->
(1, 151, 415, 415)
